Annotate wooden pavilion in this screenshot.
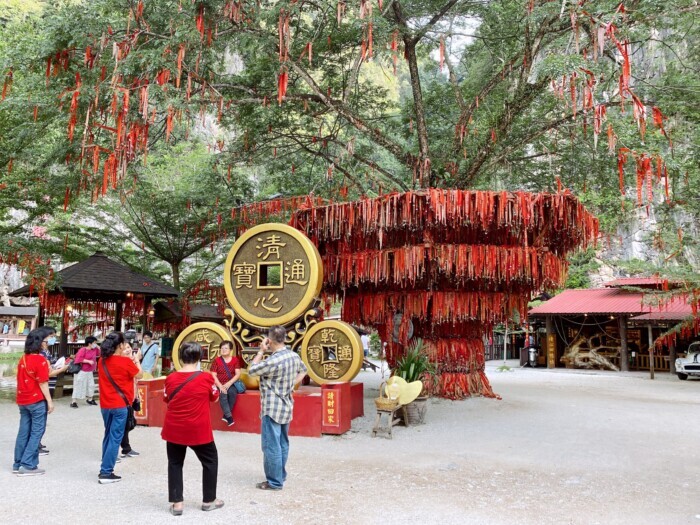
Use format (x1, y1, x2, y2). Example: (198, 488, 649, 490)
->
(10, 252, 179, 355)
(528, 278, 695, 374)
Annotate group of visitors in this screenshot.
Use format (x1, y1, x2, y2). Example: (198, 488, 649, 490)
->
(12, 323, 308, 515)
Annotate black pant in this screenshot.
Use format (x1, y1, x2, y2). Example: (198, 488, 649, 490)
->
(167, 441, 218, 503)
(120, 423, 131, 454)
(219, 388, 238, 419)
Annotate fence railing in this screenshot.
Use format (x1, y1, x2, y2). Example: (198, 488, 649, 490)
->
(484, 344, 519, 361)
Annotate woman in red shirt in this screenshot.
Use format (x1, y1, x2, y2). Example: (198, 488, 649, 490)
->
(209, 340, 241, 426)
(97, 332, 142, 484)
(162, 342, 222, 515)
(13, 329, 54, 476)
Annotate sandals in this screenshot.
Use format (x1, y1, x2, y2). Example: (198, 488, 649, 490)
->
(201, 499, 225, 511)
(255, 481, 282, 491)
(169, 504, 183, 516)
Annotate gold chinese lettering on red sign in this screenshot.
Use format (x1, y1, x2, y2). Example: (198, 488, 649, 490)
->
(323, 389, 339, 426)
(224, 224, 322, 328)
(301, 320, 363, 385)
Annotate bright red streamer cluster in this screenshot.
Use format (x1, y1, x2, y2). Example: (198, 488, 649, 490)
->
(292, 189, 597, 400)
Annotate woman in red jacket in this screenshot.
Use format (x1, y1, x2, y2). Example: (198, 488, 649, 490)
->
(162, 342, 223, 515)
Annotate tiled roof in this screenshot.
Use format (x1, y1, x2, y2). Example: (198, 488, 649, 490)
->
(0, 306, 38, 316)
(11, 252, 179, 298)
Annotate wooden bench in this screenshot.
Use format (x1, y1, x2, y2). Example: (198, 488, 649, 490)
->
(53, 372, 73, 398)
(361, 359, 379, 372)
(53, 372, 99, 398)
(371, 405, 409, 439)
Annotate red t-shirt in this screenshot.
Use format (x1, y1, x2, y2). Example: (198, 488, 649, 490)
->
(98, 356, 139, 409)
(161, 372, 219, 446)
(16, 354, 50, 406)
(209, 356, 241, 385)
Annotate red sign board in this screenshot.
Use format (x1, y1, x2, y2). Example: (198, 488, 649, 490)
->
(322, 389, 340, 427)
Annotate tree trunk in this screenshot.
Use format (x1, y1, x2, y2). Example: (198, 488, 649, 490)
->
(392, 0, 431, 188)
(171, 262, 180, 290)
(403, 39, 431, 187)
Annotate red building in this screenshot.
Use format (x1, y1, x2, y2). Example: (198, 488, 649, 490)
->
(528, 278, 695, 373)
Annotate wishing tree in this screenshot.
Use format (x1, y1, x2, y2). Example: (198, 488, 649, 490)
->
(1, 1, 696, 348)
(292, 189, 598, 399)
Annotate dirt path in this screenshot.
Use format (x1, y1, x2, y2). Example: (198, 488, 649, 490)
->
(1, 361, 698, 524)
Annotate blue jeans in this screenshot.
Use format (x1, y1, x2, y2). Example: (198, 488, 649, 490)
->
(100, 407, 127, 475)
(261, 415, 289, 488)
(13, 401, 47, 470)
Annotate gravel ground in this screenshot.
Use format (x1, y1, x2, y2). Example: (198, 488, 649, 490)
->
(1, 360, 699, 525)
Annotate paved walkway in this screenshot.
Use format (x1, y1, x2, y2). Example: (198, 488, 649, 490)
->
(1, 361, 698, 524)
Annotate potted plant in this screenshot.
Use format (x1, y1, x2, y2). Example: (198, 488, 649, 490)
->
(392, 338, 435, 424)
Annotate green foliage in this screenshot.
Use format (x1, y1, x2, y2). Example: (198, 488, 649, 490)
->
(0, 0, 697, 304)
(392, 338, 436, 383)
(48, 142, 250, 290)
(369, 333, 382, 357)
(565, 249, 600, 289)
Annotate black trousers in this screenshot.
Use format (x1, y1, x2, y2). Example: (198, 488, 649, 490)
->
(120, 423, 131, 454)
(219, 388, 238, 419)
(167, 441, 218, 503)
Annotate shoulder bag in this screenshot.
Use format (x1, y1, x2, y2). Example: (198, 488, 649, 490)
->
(140, 342, 157, 363)
(101, 359, 137, 431)
(167, 371, 201, 401)
(218, 356, 246, 394)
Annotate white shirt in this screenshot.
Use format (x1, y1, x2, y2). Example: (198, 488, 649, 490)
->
(361, 334, 370, 350)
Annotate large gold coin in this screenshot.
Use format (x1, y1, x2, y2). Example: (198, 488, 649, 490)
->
(171, 322, 232, 372)
(301, 320, 363, 385)
(224, 223, 323, 328)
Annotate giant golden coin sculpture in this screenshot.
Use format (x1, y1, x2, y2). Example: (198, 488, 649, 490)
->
(171, 322, 231, 372)
(172, 223, 363, 385)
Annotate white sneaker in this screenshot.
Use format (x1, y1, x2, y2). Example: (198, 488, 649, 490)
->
(17, 466, 45, 476)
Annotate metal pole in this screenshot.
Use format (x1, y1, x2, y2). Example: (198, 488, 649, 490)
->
(647, 324, 655, 380)
(503, 321, 508, 365)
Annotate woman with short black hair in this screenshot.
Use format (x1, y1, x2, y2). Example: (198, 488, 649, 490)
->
(13, 328, 54, 476)
(162, 342, 223, 515)
(71, 335, 100, 408)
(97, 331, 142, 484)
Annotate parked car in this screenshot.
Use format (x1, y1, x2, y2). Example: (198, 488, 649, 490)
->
(675, 342, 700, 380)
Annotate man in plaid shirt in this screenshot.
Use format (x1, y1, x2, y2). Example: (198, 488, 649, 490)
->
(248, 325, 307, 490)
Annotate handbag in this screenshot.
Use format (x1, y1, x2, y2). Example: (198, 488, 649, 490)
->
(132, 397, 142, 412)
(67, 361, 82, 374)
(218, 356, 245, 393)
(101, 359, 138, 431)
(125, 406, 137, 432)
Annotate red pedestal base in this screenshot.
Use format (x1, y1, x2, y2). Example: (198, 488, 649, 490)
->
(137, 379, 364, 438)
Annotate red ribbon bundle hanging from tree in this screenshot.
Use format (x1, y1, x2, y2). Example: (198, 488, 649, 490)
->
(292, 189, 598, 400)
